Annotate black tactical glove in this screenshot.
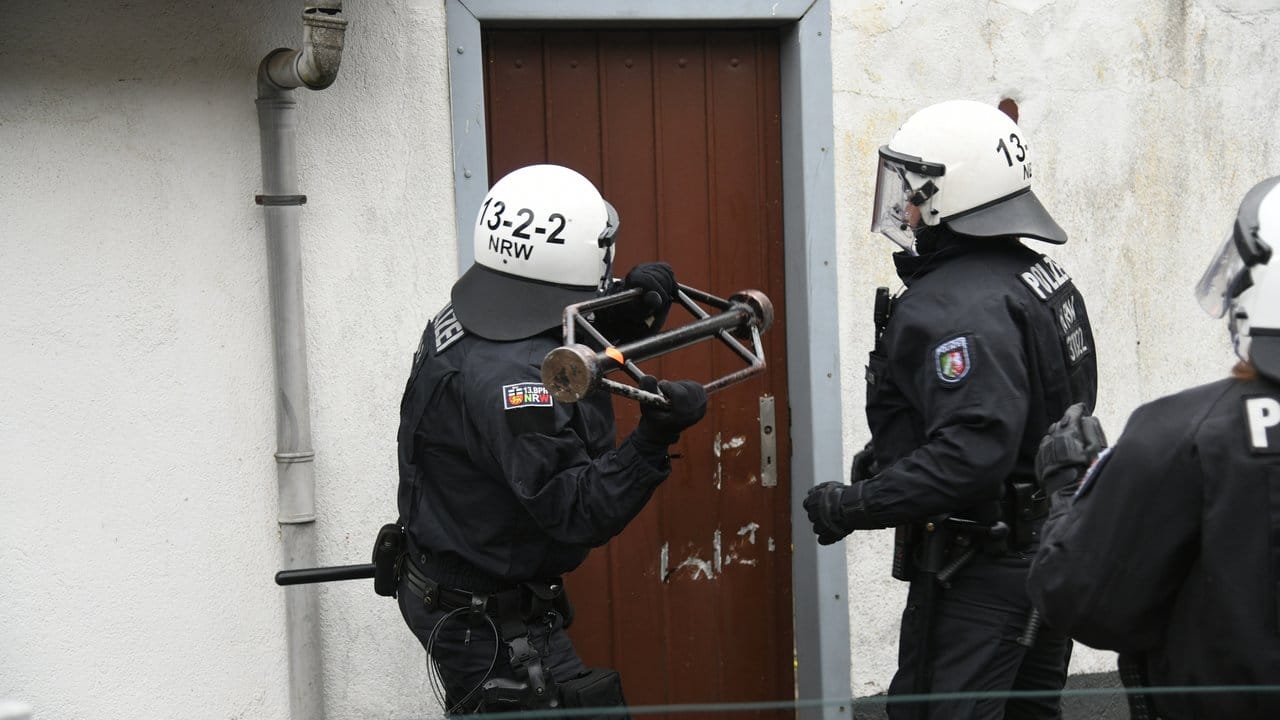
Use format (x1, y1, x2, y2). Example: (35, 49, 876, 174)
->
(623, 262, 677, 331)
(635, 376, 708, 447)
(803, 481, 867, 545)
(1035, 402, 1108, 496)
(850, 441, 878, 484)
(595, 263, 678, 342)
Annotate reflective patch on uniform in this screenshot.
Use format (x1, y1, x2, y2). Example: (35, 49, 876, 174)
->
(1052, 293, 1091, 366)
(934, 336, 972, 384)
(432, 303, 466, 354)
(503, 382, 553, 410)
(1075, 446, 1113, 499)
(1019, 255, 1073, 302)
(1243, 395, 1280, 454)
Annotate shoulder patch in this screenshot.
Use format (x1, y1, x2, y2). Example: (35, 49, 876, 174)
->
(1243, 395, 1280, 455)
(503, 382, 553, 410)
(1019, 254, 1073, 302)
(1052, 292, 1092, 367)
(503, 382, 555, 436)
(935, 336, 972, 384)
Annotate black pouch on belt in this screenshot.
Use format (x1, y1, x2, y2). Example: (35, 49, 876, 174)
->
(1010, 483, 1036, 547)
(559, 668, 629, 718)
(372, 523, 406, 597)
(551, 581, 575, 629)
(891, 524, 917, 581)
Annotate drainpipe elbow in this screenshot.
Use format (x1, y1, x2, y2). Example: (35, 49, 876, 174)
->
(258, 4, 348, 95)
(296, 10, 347, 89)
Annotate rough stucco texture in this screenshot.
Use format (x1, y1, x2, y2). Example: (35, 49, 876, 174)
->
(0, 1, 454, 719)
(833, 0, 1280, 696)
(4, 0, 1280, 718)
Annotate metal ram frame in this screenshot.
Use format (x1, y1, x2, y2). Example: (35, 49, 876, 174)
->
(540, 285, 774, 407)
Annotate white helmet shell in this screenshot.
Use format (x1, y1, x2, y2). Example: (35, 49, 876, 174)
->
(871, 99, 1066, 249)
(472, 164, 615, 288)
(451, 164, 619, 341)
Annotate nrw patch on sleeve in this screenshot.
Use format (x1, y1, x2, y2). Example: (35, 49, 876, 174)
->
(502, 382, 556, 435)
(934, 336, 972, 384)
(503, 383, 553, 410)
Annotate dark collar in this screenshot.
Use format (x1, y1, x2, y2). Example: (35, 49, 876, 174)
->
(892, 229, 1021, 286)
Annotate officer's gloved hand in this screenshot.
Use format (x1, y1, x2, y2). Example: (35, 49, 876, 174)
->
(1035, 403, 1108, 496)
(803, 481, 862, 545)
(595, 263, 677, 342)
(635, 375, 708, 447)
(623, 262, 677, 332)
(850, 441, 878, 484)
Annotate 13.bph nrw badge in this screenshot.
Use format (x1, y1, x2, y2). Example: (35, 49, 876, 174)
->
(503, 382, 553, 410)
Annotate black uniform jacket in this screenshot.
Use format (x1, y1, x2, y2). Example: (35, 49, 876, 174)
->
(1028, 376, 1280, 719)
(863, 237, 1098, 527)
(397, 302, 671, 587)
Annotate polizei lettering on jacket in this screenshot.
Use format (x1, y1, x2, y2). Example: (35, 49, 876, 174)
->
(489, 234, 534, 260)
(432, 302, 465, 353)
(1019, 255, 1072, 301)
(1244, 396, 1280, 454)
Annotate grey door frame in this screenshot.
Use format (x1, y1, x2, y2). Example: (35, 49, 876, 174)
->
(445, 2, 850, 718)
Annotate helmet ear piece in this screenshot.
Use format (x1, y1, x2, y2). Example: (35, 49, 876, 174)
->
(909, 180, 940, 208)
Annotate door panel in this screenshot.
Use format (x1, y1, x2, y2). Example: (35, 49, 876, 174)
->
(483, 29, 792, 718)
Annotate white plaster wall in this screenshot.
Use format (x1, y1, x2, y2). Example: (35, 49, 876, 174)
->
(832, 0, 1280, 696)
(5, 0, 1280, 717)
(1, 1, 454, 718)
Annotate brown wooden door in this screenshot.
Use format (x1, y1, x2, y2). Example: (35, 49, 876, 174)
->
(483, 29, 793, 718)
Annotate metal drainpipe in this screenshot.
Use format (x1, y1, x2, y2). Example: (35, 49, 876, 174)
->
(255, 4, 347, 720)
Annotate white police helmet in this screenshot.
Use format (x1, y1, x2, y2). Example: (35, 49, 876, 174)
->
(451, 164, 619, 340)
(871, 99, 1066, 252)
(1195, 175, 1280, 381)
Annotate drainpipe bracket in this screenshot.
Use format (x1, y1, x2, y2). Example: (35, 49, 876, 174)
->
(256, 194, 308, 206)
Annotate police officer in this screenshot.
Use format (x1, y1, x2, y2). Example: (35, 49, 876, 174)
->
(395, 164, 707, 715)
(803, 99, 1098, 718)
(1028, 175, 1280, 719)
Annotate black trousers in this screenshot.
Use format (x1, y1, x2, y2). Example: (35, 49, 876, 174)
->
(887, 552, 1072, 720)
(397, 573, 590, 714)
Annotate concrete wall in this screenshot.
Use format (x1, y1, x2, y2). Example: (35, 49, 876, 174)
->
(0, 1, 454, 718)
(833, 0, 1280, 694)
(2, 1, 1279, 718)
